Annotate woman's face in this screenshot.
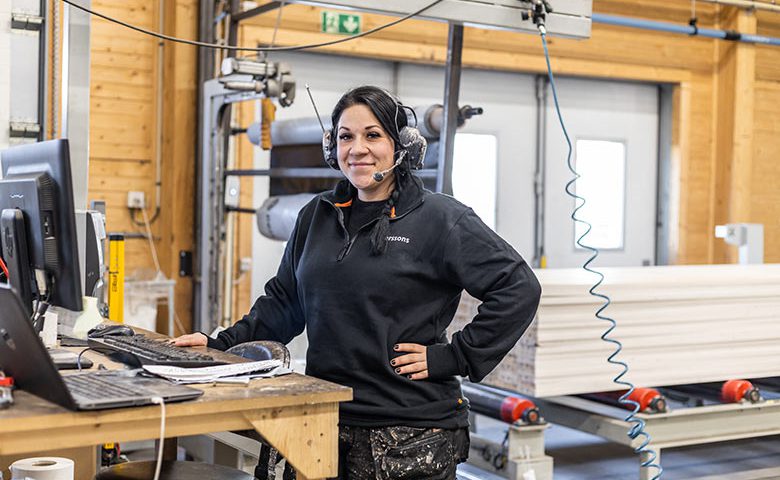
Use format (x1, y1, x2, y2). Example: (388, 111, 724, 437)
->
(336, 104, 396, 201)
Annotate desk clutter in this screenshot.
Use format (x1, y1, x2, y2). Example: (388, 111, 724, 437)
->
(0, 286, 290, 414)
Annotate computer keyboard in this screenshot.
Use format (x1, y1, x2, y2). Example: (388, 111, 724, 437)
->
(64, 373, 156, 400)
(89, 335, 227, 368)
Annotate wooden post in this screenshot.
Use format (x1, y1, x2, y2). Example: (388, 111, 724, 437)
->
(712, 7, 757, 264)
(159, 0, 199, 335)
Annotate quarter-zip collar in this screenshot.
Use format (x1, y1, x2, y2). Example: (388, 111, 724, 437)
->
(320, 171, 426, 219)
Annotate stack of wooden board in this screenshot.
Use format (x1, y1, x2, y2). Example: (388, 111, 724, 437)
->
(450, 264, 780, 397)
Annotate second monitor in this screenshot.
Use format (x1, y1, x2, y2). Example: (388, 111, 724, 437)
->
(0, 139, 83, 315)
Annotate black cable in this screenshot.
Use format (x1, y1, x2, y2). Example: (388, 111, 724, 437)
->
(59, 0, 444, 53)
(688, 17, 699, 36)
(30, 275, 42, 323)
(32, 302, 49, 335)
(33, 276, 53, 333)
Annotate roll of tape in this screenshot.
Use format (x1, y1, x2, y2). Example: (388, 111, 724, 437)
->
(10, 457, 74, 480)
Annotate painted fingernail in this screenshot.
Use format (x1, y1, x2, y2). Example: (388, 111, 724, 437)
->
(407, 375, 413, 379)
(394, 345, 399, 350)
(395, 368, 401, 374)
(390, 360, 396, 366)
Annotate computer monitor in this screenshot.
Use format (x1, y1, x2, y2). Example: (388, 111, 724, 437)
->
(0, 139, 83, 314)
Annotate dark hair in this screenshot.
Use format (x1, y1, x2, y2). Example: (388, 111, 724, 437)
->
(330, 86, 407, 255)
(329, 85, 408, 162)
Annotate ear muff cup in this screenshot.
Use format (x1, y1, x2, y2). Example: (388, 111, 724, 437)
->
(322, 131, 338, 169)
(398, 126, 427, 170)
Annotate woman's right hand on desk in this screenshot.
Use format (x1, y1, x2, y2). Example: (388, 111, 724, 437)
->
(172, 332, 208, 347)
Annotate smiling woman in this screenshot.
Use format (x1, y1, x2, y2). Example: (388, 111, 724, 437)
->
(335, 104, 397, 199)
(174, 86, 542, 480)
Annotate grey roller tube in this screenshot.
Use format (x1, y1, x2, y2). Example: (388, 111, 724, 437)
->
(250, 105, 451, 147)
(267, 117, 332, 147)
(412, 104, 444, 140)
(256, 193, 317, 241)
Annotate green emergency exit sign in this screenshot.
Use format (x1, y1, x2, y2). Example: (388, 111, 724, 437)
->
(321, 11, 362, 35)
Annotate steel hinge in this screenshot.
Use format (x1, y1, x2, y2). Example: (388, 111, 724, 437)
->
(9, 122, 41, 138)
(11, 12, 44, 32)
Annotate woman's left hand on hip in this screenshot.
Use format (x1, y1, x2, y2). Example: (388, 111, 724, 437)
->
(391, 343, 428, 380)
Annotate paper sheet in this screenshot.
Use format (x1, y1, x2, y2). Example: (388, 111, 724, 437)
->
(142, 359, 288, 384)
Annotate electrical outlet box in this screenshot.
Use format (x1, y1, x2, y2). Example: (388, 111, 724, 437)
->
(127, 191, 146, 209)
(239, 257, 253, 273)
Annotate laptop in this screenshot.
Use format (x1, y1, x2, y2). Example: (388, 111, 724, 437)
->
(0, 285, 203, 410)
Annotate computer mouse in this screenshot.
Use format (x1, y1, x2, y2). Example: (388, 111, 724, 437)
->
(87, 323, 135, 338)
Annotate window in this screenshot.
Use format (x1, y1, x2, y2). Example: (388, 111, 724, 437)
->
(574, 139, 626, 250)
(452, 133, 498, 230)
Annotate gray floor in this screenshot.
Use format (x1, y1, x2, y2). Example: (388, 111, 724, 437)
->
(467, 415, 780, 480)
(125, 420, 780, 479)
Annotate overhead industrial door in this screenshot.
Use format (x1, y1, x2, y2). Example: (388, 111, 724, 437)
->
(543, 77, 659, 268)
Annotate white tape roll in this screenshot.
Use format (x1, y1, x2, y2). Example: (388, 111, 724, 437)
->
(10, 457, 74, 480)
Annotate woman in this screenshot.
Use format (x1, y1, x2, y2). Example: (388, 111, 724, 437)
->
(175, 86, 542, 479)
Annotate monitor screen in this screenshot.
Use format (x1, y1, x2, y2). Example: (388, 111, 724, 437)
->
(0, 139, 83, 312)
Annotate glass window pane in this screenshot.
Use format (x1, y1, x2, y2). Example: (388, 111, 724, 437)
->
(574, 139, 626, 250)
(453, 133, 497, 230)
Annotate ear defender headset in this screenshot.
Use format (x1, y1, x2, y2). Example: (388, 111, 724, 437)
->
(322, 94, 428, 179)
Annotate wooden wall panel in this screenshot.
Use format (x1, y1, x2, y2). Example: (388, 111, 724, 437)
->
(595, 1, 717, 24)
(756, 12, 780, 82)
(88, 0, 158, 277)
(157, 0, 199, 335)
(88, 0, 198, 333)
(662, 72, 717, 265)
(712, 39, 737, 263)
(753, 81, 780, 263)
(241, 6, 713, 77)
(729, 12, 757, 224)
(232, 101, 258, 315)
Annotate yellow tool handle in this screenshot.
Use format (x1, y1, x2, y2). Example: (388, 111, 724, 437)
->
(261, 98, 276, 150)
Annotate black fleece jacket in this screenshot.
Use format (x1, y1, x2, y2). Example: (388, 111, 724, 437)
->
(207, 173, 542, 428)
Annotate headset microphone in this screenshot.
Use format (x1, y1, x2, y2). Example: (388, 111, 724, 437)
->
(373, 155, 404, 182)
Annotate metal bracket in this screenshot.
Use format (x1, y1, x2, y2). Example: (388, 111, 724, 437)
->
(9, 122, 41, 138)
(11, 12, 44, 32)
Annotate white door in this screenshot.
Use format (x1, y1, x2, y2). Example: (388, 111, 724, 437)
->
(543, 77, 659, 268)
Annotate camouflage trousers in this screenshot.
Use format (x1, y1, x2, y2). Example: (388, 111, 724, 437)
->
(334, 425, 470, 480)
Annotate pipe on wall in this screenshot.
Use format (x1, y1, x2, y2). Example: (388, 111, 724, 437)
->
(592, 13, 780, 47)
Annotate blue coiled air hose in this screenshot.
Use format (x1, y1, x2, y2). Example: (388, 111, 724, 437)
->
(538, 29, 663, 480)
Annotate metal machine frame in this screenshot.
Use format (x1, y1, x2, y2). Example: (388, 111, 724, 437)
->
(197, 80, 262, 331)
(469, 420, 553, 480)
(533, 395, 780, 479)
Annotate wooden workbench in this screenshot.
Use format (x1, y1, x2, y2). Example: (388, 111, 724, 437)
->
(0, 348, 352, 479)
